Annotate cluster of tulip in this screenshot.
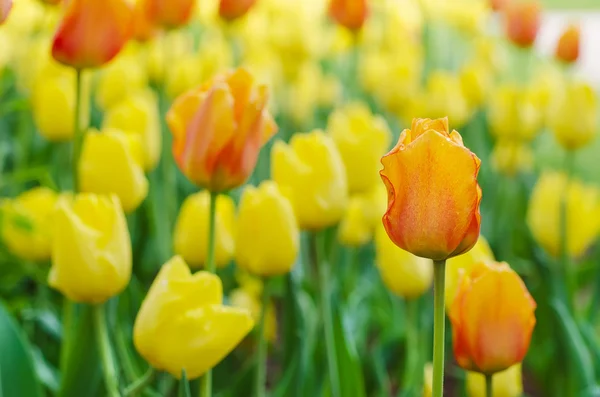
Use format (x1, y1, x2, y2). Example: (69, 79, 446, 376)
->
(0, 0, 599, 397)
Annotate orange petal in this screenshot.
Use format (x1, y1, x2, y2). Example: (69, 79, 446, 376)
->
(144, 0, 195, 29)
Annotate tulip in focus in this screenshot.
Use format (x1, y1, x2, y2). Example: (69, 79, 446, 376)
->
(328, 0, 368, 31)
(167, 68, 277, 192)
(49, 194, 131, 303)
(78, 129, 149, 213)
(271, 130, 348, 230)
(52, 0, 133, 69)
(555, 24, 580, 64)
(174, 191, 236, 269)
(133, 256, 254, 379)
(450, 262, 536, 374)
(503, 0, 541, 48)
(0, 0, 12, 24)
(230, 286, 277, 342)
(144, 0, 195, 29)
(380, 118, 481, 261)
(1, 187, 58, 261)
(219, 0, 257, 20)
(338, 184, 386, 247)
(236, 181, 299, 277)
(491, 140, 534, 176)
(467, 364, 523, 397)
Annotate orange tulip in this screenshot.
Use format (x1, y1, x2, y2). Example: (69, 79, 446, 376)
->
(504, 0, 541, 48)
(328, 0, 368, 31)
(166, 68, 277, 192)
(132, 0, 157, 42)
(0, 0, 11, 24)
(380, 117, 481, 261)
(450, 262, 536, 375)
(144, 0, 195, 29)
(52, 0, 133, 69)
(490, 0, 509, 11)
(555, 24, 580, 64)
(219, 0, 257, 20)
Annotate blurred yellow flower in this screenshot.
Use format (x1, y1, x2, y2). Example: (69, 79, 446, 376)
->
(95, 50, 147, 110)
(49, 193, 131, 303)
(133, 255, 254, 379)
(491, 140, 534, 177)
(466, 364, 523, 397)
(549, 80, 598, 151)
(414, 71, 471, 128)
(236, 181, 299, 277)
(460, 60, 492, 108)
(422, 0, 490, 34)
(146, 32, 194, 85)
(327, 102, 391, 194)
(103, 90, 162, 171)
(1, 187, 58, 261)
(230, 287, 277, 343)
(32, 73, 75, 142)
(527, 172, 600, 258)
(338, 184, 386, 246)
(423, 363, 433, 397)
(271, 130, 348, 230)
(174, 192, 236, 269)
(285, 63, 332, 127)
(487, 83, 543, 142)
(78, 129, 149, 213)
(374, 225, 433, 299)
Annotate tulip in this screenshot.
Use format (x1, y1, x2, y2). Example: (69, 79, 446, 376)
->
(173, 191, 236, 269)
(1, 187, 58, 261)
(487, 83, 543, 142)
(32, 73, 75, 142)
(236, 181, 299, 277)
(338, 184, 386, 246)
(527, 172, 600, 258)
(132, 0, 157, 42)
(328, 0, 368, 31)
(503, 0, 540, 48)
(219, 0, 257, 20)
(380, 117, 481, 261)
(555, 24, 580, 64)
(271, 130, 348, 230)
(450, 262, 536, 375)
(48, 193, 131, 303)
(144, 0, 195, 29)
(460, 60, 492, 108)
(103, 90, 162, 171)
(548, 80, 598, 151)
(327, 102, 391, 194)
(284, 63, 335, 127)
(491, 140, 534, 177)
(230, 287, 277, 342)
(52, 0, 133, 69)
(414, 71, 471, 128)
(133, 255, 254, 379)
(95, 51, 147, 111)
(374, 225, 433, 299)
(490, 0, 508, 11)
(0, 0, 12, 24)
(166, 68, 277, 192)
(467, 364, 523, 397)
(78, 129, 149, 213)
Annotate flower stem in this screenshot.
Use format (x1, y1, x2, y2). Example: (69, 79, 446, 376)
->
(124, 368, 155, 397)
(560, 151, 575, 310)
(71, 68, 85, 192)
(485, 374, 493, 397)
(432, 260, 446, 397)
(93, 304, 121, 397)
(255, 277, 272, 397)
(402, 299, 421, 395)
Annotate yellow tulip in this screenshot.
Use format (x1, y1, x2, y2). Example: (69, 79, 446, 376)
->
(422, 0, 490, 34)
(146, 31, 193, 85)
(338, 184, 386, 246)
(173, 192, 236, 269)
(491, 140, 534, 177)
(32, 73, 75, 142)
(1, 187, 58, 261)
(284, 63, 327, 127)
(236, 181, 299, 277)
(466, 364, 523, 397)
(527, 172, 600, 258)
(460, 60, 492, 108)
(271, 130, 348, 230)
(165, 53, 203, 100)
(327, 102, 391, 194)
(133, 255, 254, 379)
(48, 193, 131, 303)
(413, 71, 471, 128)
(487, 83, 543, 142)
(78, 129, 149, 213)
(102, 90, 162, 171)
(549, 80, 598, 151)
(230, 287, 277, 343)
(374, 225, 433, 299)
(95, 50, 147, 111)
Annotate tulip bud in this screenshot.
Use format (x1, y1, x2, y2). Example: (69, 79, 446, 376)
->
(328, 0, 368, 31)
(271, 130, 348, 230)
(491, 140, 534, 177)
(450, 262, 536, 375)
(1, 187, 58, 261)
(167, 68, 277, 192)
(133, 255, 254, 379)
(78, 129, 149, 213)
(527, 172, 600, 258)
(49, 194, 132, 303)
(52, 0, 133, 69)
(0, 0, 12, 24)
(380, 118, 481, 261)
(103, 90, 162, 171)
(95, 51, 147, 111)
(236, 181, 299, 277)
(219, 0, 257, 20)
(230, 287, 277, 342)
(327, 102, 391, 194)
(173, 191, 236, 269)
(467, 364, 523, 397)
(32, 74, 75, 141)
(144, 0, 195, 29)
(338, 185, 386, 247)
(504, 0, 541, 48)
(555, 24, 580, 64)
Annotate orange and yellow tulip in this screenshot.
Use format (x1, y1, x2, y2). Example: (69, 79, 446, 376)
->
(380, 118, 481, 261)
(449, 262, 536, 375)
(219, 0, 257, 20)
(555, 24, 580, 64)
(52, 0, 133, 69)
(328, 0, 368, 31)
(166, 68, 277, 192)
(144, 0, 195, 29)
(503, 0, 540, 48)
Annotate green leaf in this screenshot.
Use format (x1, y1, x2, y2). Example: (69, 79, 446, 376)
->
(0, 303, 43, 397)
(31, 347, 59, 393)
(333, 307, 366, 397)
(178, 370, 191, 397)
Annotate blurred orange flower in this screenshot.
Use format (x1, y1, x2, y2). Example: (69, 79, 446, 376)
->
(132, 0, 157, 42)
(167, 68, 277, 192)
(490, 0, 508, 11)
(0, 0, 11, 24)
(328, 0, 368, 31)
(555, 24, 580, 64)
(52, 0, 133, 69)
(219, 0, 257, 21)
(144, 0, 195, 29)
(503, 0, 541, 48)
(380, 118, 481, 261)
(450, 262, 536, 375)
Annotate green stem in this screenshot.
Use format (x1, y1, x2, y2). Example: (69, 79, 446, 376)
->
(314, 233, 341, 397)
(94, 305, 121, 397)
(432, 260, 446, 397)
(560, 151, 576, 311)
(485, 374, 493, 397)
(113, 318, 142, 384)
(71, 69, 84, 192)
(255, 278, 272, 397)
(401, 299, 421, 396)
(124, 368, 155, 397)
